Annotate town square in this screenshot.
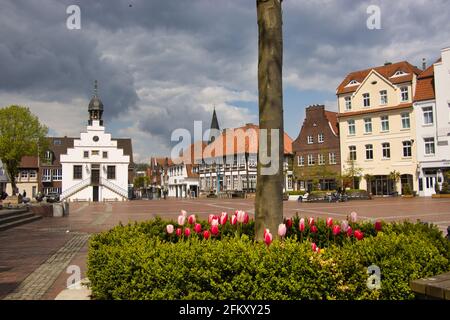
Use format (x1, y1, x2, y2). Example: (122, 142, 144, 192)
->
(1, 0, 450, 310)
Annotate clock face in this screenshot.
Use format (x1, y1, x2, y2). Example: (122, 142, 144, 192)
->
(93, 136, 99, 142)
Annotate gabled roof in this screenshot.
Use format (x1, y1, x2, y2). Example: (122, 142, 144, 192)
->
(414, 63, 435, 102)
(337, 61, 422, 95)
(324, 111, 339, 136)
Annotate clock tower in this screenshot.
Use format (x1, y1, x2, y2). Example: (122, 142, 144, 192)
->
(88, 80, 104, 126)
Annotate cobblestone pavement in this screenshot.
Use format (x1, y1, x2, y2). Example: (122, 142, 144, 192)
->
(1, 197, 449, 300)
(3, 233, 89, 300)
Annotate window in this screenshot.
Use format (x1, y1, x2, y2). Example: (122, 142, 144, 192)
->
(364, 118, 372, 133)
(349, 146, 357, 160)
(42, 169, 51, 182)
(345, 96, 352, 110)
(102, 151, 108, 159)
(423, 106, 433, 125)
(318, 133, 324, 143)
(53, 139, 62, 145)
(363, 93, 370, 107)
(400, 87, 409, 101)
(402, 141, 412, 157)
(29, 170, 37, 179)
(348, 80, 359, 86)
(297, 156, 304, 166)
(329, 153, 336, 165)
(401, 112, 410, 129)
(348, 120, 355, 135)
(21, 170, 28, 179)
(318, 154, 325, 165)
(365, 144, 373, 160)
(382, 143, 390, 159)
(73, 165, 82, 180)
(91, 150, 99, 156)
(52, 169, 62, 181)
(45, 150, 52, 163)
(381, 115, 389, 132)
(288, 176, 293, 189)
(307, 135, 313, 144)
(424, 137, 435, 155)
(393, 70, 406, 77)
(380, 90, 388, 105)
(83, 151, 89, 158)
(307, 154, 315, 166)
(107, 166, 116, 179)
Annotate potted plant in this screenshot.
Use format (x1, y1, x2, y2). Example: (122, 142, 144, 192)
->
(402, 183, 414, 198)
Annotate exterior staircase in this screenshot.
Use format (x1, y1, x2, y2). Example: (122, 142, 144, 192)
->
(99, 177, 129, 199)
(60, 178, 91, 201)
(0, 208, 42, 231)
(60, 177, 129, 201)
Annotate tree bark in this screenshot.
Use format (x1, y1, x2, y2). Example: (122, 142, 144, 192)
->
(255, 0, 284, 241)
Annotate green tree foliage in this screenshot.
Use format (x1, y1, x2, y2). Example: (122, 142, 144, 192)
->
(133, 176, 150, 189)
(0, 105, 48, 195)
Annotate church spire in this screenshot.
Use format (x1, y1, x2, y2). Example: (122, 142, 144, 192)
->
(208, 106, 220, 144)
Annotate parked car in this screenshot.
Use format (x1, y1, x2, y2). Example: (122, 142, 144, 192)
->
(45, 192, 60, 203)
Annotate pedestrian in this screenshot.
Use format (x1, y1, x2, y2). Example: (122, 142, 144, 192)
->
(22, 190, 27, 198)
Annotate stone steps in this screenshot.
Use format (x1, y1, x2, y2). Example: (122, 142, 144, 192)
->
(0, 209, 42, 232)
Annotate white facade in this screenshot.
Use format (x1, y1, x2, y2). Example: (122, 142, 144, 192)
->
(0, 160, 8, 192)
(415, 48, 450, 196)
(60, 120, 130, 202)
(167, 163, 199, 198)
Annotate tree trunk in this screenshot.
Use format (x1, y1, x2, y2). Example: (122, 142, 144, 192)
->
(255, 0, 284, 241)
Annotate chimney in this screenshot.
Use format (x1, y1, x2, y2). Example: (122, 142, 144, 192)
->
(384, 61, 392, 66)
(422, 58, 426, 71)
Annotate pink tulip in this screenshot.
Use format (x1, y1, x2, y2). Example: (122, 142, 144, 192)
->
(308, 217, 315, 226)
(237, 210, 248, 223)
(188, 214, 196, 225)
(166, 224, 174, 234)
(341, 220, 349, 232)
(332, 225, 341, 236)
(180, 210, 187, 217)
(311, 242, 319, 252)
(299, 218, 305, 232)
(310, 225, 318, 233)
(219, 212, 228, 225)
(350, 211, 358, 223)
(203, 230, 210, 239)
(354, 230, 364, 240)
(347, 226, 353, 237)
(211, 225, 219, 236)
(326, 217, 333, 228)
(211, 218, 219, 226)
(278, 223, 287, 238)
(208, 214, 215, 224)
(243, 212, 249, 224)
(184, 228, 191, 237)
(194, 223, 202, 234)
(177, 215, 186, 226)
(231, 214, 237, 225)
(374, 221, 382, 232)
(176, 228, 182, 237)
(264, 230, 273, 246)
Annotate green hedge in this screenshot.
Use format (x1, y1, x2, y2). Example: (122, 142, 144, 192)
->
(286, 190, 306, 196)
(88, 219, 450, 300)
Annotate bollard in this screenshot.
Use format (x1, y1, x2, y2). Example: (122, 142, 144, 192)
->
(52, 203, 64, 217)
(63, 201, 70, 216)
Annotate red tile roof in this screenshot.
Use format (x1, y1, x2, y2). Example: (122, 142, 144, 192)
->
(19, 156, 38, 168)
(337, 61, 422, 95)
(324, 111, 339, 135)
(413, 60, 440, 102)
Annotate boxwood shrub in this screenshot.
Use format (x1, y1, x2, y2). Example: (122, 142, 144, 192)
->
(87, 218, 450, 300)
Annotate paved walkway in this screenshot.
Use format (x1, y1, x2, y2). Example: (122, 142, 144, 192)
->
(0, 197, 449, 299)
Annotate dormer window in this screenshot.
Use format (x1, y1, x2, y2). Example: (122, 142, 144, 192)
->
(45, 150, 52, 163)
(390, 70, 408, 78)
(346, 80, 360, 87)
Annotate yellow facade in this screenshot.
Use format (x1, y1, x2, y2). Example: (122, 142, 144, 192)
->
(338, 69, 419, 195)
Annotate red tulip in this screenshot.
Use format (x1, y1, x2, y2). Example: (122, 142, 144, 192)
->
(231, 214, 237, 225)
(203, 230, 210, 239)
(264, 230, 273, 246)
(194, 223, 202, 234)
(264, 228, 270, 238)
(299, 218, 305, 232)
(176, 228, 182, 237)
(286, 218, 293, 229)
(311, 242, 320, 253)
(208, 214, 215, 224)
(310, 225, 318, 233)
(308, 217, 315, 226)
(188, 214, 196, 225)
(211, 225, 219, 236)
(332, 225, 341, 236)
(326, 217, 333, 228)
(243, 212, 249, 224)
(354, 229, 364, 240)
(219, 212, 228, 225)
(347, 226, 353, 237)
(184, 228, 191, 237)
(374, 221, 382, 232)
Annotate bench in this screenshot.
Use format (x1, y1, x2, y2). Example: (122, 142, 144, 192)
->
(410, 271, 450, 300)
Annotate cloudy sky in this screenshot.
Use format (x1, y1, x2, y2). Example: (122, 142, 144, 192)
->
(1, 0, 449, 162)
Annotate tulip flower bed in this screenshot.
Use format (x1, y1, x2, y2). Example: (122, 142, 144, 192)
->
(87, 211, 450, 300)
